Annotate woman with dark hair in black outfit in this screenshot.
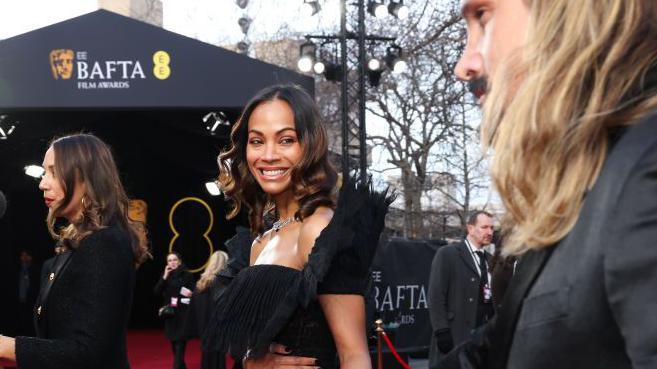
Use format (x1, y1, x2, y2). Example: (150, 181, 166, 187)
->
(203, 84, 393, 369)
(154, 252, 195, 369)
(0, 133, 150, 369)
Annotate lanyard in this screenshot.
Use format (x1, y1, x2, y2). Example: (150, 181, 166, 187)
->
(464, 239, 488, 276)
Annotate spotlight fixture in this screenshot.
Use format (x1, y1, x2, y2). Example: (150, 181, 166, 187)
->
(24, 165, 45, 179)
(323, 62, 343, 82)
(388, 1, 409, 20)
(237, 16, 251, 34)
(302, 0, 321, 17)
(385, 44, 407, 74)
(313, 61, 326, 75)
(235, 0, 248, 9)
(297, 41, 317, 73)
(205, 181, 222, 196)
(203, 111, 230, 134)
(367, 1, 388, 18)
(367, 57, 382, 71)
(0, 115, 17, 140)
(367, 69, 384, 87)
(237, 40, 250, 54)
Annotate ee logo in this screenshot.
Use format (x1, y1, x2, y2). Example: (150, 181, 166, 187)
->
(152, 50, 171, 80)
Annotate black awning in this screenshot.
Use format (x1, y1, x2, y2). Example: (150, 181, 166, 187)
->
(0, 9, 313, 110)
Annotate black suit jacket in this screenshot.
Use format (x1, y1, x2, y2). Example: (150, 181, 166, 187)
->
(428, 241, 491, 367)
(440, 112, 657, 369)
(15, 225, 136, 369)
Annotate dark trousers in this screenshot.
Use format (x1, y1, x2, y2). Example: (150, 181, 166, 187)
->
(171, 340, 187, 369)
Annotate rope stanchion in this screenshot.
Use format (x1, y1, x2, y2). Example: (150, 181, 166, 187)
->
(374, 319, 412, 369)
(375, 319, 384, 369)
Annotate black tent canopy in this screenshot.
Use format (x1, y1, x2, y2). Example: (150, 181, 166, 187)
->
(0, 9, 312, 109)
(0, 10, 313, 332)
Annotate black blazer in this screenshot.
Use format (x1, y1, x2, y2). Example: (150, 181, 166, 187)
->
(428, 241, 491, 367)
(441, 112, 657, 369)
(15, 225, 135, 369)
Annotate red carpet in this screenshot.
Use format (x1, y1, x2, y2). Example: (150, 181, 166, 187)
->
(0, 330, 204, 369)
(128, 330, 201, 369)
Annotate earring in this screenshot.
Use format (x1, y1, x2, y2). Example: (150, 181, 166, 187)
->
(81, 196, 87, 207)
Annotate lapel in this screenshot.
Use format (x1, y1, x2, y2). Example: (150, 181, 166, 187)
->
(34, 249, 75, 337)
(487, 247, 554, 369)
(457, 241, 479, 275)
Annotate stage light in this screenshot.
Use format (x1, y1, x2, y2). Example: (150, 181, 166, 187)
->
(238, 16, 251, 34)
(388, 1, 408, 20)
(24, 165, 45, 179)
(367, 69, 384, 87)
(297, 41, 317, 73)
(205, 181, 222, 196)
(385, 44, 407, 74)
(237, 40, 250, 54)
(235, 0, 249, 9)
(323, 62, 343, 82)
(367, 58, 382, 71)
(302, 0, 321, 17)
(368, 1, 388, 18)
(313, 61, 326, 74)
(203, 111, 230, 134)
(0, 114, 17, 140)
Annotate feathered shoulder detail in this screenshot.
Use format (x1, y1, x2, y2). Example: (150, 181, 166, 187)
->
(204, 177, 394, 359)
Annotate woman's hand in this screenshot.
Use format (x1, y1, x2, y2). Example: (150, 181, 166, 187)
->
(243, 344, 319, 369)
(0, 335, 16, 361)
(163, 265, 173, 280)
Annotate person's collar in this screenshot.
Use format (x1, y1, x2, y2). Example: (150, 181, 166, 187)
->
(465, 235, 483, 252)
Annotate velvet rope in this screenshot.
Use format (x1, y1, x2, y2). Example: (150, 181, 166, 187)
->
(381, 331, 412, 369)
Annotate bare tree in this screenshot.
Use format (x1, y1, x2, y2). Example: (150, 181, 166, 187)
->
(366, 1, 469, 238)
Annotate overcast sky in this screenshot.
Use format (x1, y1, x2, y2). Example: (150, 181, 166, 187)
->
(0, 0, 342, 43)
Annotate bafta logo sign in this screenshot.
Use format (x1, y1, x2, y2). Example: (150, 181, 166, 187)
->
(50, 49, 74, 80)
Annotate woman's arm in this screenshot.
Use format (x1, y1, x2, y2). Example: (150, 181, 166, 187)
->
(14, 229, 134, 369)
(0, 335, 15, 361)
(298, 210, 371, 369)
(319, 294, 372, 369)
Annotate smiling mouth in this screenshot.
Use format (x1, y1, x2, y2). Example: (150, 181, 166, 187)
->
(258, 168, 289, 179)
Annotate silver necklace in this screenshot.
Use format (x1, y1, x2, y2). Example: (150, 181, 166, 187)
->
(272, 216, 297, 232)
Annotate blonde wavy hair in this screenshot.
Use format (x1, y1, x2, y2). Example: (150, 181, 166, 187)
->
(483, 0, 657, 256)
(196, 250, 228, 292)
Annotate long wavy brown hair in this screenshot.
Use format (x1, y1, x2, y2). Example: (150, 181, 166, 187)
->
(47, 134, 151, 267)
(218, 84, 337, 236)
(482, 0, 657, 256)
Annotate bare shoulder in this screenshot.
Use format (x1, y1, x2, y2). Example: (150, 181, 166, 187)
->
(298, 206, 334, 253)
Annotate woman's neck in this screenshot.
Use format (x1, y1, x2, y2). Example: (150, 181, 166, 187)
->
(274, 191, 299, 220)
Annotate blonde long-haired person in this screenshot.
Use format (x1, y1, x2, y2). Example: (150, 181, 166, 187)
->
(440, 0, 657, 368)
(185, 251, 229, 369)
(0, 134, 149, 369)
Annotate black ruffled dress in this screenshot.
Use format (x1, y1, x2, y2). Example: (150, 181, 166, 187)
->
(204, 181, 392, 369)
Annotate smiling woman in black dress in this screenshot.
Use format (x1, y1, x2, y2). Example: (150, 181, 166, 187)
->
(204, 84, 392, 369)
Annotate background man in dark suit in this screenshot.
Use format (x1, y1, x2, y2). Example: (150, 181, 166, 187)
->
(16, 250, 39, 337)
(428, 211, 494, 367)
